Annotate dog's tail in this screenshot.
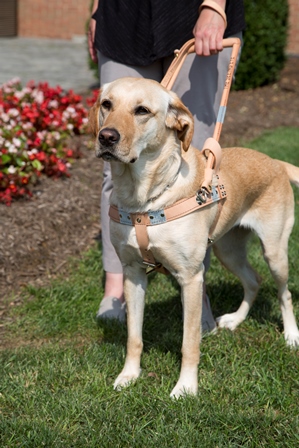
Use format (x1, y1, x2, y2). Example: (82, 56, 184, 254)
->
(279, 161, 299, 188)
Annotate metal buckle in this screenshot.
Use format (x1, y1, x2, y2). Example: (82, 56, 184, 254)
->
(196, 188, 208, 205)
(143, 260, 157, 268)
(144, 261, 162, 275)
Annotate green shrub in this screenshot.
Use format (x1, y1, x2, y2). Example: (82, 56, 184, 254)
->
(234, 0, 289, 90)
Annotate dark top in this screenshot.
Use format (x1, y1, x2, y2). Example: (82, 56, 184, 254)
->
(93, 0, 245, 66)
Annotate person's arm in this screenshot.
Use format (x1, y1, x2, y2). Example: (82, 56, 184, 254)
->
(88, 0, 99, 63)
(193, 0, 227, 56)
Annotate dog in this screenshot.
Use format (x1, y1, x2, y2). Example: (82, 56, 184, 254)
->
(89, 77, 299, 398)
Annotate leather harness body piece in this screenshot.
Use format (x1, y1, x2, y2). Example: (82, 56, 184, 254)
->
(109, 174, 227, 274)
(108, 37, 241, 274)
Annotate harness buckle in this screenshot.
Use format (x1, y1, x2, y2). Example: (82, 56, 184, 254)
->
(143, 260, 157, 268)
(144, 261, 163, 275)
(196, 188, 209, 205)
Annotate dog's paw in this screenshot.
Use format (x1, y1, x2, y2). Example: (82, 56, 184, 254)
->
(113, 368, 141, 390)
(170, 371, 198, 399)
(216, 312, 244, 331)
(285, 331, 299, 348)
(170, 381, 198, 399)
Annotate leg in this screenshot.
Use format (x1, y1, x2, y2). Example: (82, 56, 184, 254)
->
(96, 161, 125, 320)
(261, 224, 299, 347)
(114, 265, 148, 389)
(104, 272, 124, 299)
(202, 248, 217, 333)
(171, 268, 204, 398)
(180, 252, 216, 334)
(100, 161, 123, 276)
(214, 227, 262, 330)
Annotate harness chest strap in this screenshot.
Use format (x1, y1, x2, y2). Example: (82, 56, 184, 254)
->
(109, 177, 227, 274)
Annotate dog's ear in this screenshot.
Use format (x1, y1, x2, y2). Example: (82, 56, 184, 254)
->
(88, 95, 101, 136)
(165, 92, 194, 151)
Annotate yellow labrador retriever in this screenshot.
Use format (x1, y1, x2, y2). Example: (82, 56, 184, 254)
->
(89, 77, 299, 398)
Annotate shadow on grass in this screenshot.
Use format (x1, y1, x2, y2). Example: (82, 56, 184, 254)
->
(96, 292, 182, 358)
(209, 278, 299, 332)
(96, 272, 298, 355)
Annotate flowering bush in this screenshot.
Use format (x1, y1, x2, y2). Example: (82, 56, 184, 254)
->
(0, 78, 90, 205)
(85, 88, 100, 108)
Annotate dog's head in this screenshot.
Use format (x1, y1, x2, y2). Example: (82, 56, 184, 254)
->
(88, 77, 194, 164)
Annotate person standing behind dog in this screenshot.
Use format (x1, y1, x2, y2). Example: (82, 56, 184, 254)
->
(88, 0, 245, 328)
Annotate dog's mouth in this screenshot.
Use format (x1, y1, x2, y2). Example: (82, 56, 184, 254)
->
(96, 149, 137, 164)
(100, 151, 120, 162)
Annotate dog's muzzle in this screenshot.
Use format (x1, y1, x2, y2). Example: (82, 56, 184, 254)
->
(97, 127, 137, 163)
(97, 127, 121, 161)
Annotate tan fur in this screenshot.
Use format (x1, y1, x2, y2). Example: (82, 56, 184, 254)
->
(89, 77, 299, 398)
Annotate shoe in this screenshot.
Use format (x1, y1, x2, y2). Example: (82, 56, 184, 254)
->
(201, 294, 217, 334)
(96, 296, 127, 322)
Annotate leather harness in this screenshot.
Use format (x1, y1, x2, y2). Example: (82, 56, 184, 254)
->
(109, 172, 226, 274)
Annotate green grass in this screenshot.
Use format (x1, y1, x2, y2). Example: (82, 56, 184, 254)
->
(1, 127, 299, 447)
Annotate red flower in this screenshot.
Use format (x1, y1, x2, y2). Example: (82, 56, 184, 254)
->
(21, 176, 29, 184)
(9, 183, 17, 193)
(64, 149, 73, 158)
(57, 161, 67, 172)
(0, 79, 90, 204)
(36, 151, 46, 161)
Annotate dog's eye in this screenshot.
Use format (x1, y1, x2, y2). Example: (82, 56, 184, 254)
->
(135, 106, 150, 115)
(101, 100, 112, 110)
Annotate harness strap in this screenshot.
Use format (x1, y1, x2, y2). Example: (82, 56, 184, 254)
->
(109, 176, 226, 274)
(134, 225, 170, 275)
(201, 138, 222, 190)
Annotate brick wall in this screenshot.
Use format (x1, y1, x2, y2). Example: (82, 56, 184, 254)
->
(14, 0, 299, 54)
(17, 0, 90, 40)
(288, 0, 299, 55)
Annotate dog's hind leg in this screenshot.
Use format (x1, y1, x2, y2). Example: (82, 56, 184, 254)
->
(260, 225, 299, 347)
(214, 227, 262, 331)
(113, 265, 147, 390)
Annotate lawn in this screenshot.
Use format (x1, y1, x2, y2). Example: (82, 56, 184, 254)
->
(1, 127, 299, 447)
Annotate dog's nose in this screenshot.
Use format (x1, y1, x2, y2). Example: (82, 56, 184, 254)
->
(98, 128, 120, 147)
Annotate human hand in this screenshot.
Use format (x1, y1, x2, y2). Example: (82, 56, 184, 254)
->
(88, 18, 98, 63)
(193, 7, 226, 56)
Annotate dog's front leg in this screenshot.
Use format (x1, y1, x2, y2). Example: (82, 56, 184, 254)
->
(170, 270, 204, 399)
(113, 265, 147, 390)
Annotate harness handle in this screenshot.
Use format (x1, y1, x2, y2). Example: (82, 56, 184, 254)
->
(161, 37, 241, 95)
(161, 37, 241, 190)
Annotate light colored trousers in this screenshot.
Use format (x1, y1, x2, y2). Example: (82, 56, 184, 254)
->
(98, 32, 242, 273)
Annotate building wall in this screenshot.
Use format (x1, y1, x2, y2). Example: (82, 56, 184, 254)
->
(288, 0, 299, 55)
(17, 0, 90, 40)
(7, 0, 299, 54)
